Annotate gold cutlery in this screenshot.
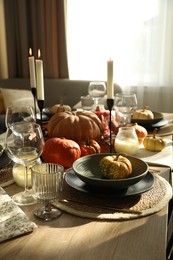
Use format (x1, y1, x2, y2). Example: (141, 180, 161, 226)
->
(59, 199, 142, 215)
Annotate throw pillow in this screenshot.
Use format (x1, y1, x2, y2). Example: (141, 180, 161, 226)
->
(0, 90, 5, 114)
(0, 88, 38, 111)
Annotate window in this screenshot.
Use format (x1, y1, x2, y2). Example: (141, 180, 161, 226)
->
(67, 0, 173, 88)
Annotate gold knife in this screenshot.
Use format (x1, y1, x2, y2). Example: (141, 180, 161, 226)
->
(59, 199, 142, 215)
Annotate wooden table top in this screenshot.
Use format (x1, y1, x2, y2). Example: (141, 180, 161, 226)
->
(0, 166, 171, 260)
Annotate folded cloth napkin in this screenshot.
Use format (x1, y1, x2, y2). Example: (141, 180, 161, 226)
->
(0, 187, 37, 243)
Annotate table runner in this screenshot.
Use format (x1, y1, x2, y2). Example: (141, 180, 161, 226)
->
(53, 167, 172, 220)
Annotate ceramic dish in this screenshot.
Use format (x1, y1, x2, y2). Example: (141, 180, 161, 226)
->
(131, 111, 163, 125)
(65, 169, 155, 197)
(72, 153, 149, 191)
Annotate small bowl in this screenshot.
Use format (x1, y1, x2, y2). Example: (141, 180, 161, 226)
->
(72, 153, 148, 191)
(131, 111, 163, 125)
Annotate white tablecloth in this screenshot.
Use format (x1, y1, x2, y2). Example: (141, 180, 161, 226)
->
(136, 139, 173, 169)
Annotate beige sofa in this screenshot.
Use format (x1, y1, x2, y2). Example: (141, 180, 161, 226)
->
(0, 78, 122, 133)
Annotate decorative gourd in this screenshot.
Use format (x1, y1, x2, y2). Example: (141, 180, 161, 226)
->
(47, 111, 103, 142)
(127, 123, 148, 144)
(79, 140, 101, 156)
(133, 107, 154, 119)
(94, 106, 118, 136)
(42, 138, 81, 168)
(100, 154, 132, 179)
(143, 129, 166, 151)
(50, 104, 71, 114)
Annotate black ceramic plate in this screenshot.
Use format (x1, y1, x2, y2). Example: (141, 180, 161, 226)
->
(149, 119, 168, 129)
(131, 111, 163, 125)
(72, 153, 148, 190)
(65, 169, 155, 198)
(0, 151, 12, 169)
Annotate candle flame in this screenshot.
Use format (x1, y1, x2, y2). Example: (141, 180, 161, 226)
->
(29, 48, 32, 56)
(38, 49, 41, 59)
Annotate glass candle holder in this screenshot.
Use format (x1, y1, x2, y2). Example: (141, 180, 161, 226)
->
(114, 127, 139, 155)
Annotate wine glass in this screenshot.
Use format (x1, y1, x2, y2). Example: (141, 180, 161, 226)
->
(5, 106, 35, 128)
(5, 121, 45, 205)
(114, 93, 137, 125)
(88, 81, 106, 109)
(31, 163, 64, 221)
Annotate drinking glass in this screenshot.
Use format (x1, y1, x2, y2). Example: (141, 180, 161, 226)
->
(5, 121, 45, 205)
(31, 163, 64, 221)
(88, 81, 106, 109)
(5, 106, 35, 128)
(114, 93, 137, 125)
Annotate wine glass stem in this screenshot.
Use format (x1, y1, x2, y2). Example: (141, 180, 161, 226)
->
(45, 202, 52, 212)
(94, 98, 99, 105)
(126, 116, 131, 124)
(24, 164, 29, 191)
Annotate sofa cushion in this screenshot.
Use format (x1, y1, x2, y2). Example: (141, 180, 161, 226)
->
(0, 91, 5, 114)
(0, 88, 36, 110)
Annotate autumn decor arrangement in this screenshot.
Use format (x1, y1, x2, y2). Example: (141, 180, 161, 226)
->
(40, 100, 167, 170)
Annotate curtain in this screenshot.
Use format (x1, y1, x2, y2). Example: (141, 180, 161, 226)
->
(67, 0, 173, 112)
(0, 0, 8, 78)
(3, 0, 69, 79)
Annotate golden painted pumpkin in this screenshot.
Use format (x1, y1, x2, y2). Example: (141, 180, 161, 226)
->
(143, 129, 166, 151)
(133, 107, 154, 119)
(100, 154, 132, 179)
(47, 111, 103, 142)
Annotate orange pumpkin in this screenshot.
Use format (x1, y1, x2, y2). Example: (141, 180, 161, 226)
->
(47, 111, 103, 142)
(127, 123, 148, 144)
(79, 140, 101, 156)
(42, 138, 81, 168)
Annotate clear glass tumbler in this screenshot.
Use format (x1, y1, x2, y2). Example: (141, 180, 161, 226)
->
(31, 163, 64, 221)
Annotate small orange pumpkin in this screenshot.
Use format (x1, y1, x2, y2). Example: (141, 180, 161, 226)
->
(127, 123, 148, 144)
(79, 140, 101, 156)
(42, 138, 81, 168)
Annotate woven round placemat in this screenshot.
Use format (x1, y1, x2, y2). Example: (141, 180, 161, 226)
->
(53, 174, 172, 220)
(0, 165, 14, 187)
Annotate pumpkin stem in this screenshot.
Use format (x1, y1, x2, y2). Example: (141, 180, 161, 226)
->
(152, 128, 158, 139)
(114, 153, 125, 161)
(95, 106, 101, 111)
(142, 106, 149, 112)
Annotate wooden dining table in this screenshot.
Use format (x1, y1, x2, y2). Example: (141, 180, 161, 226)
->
(0, 113, 173, 260)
